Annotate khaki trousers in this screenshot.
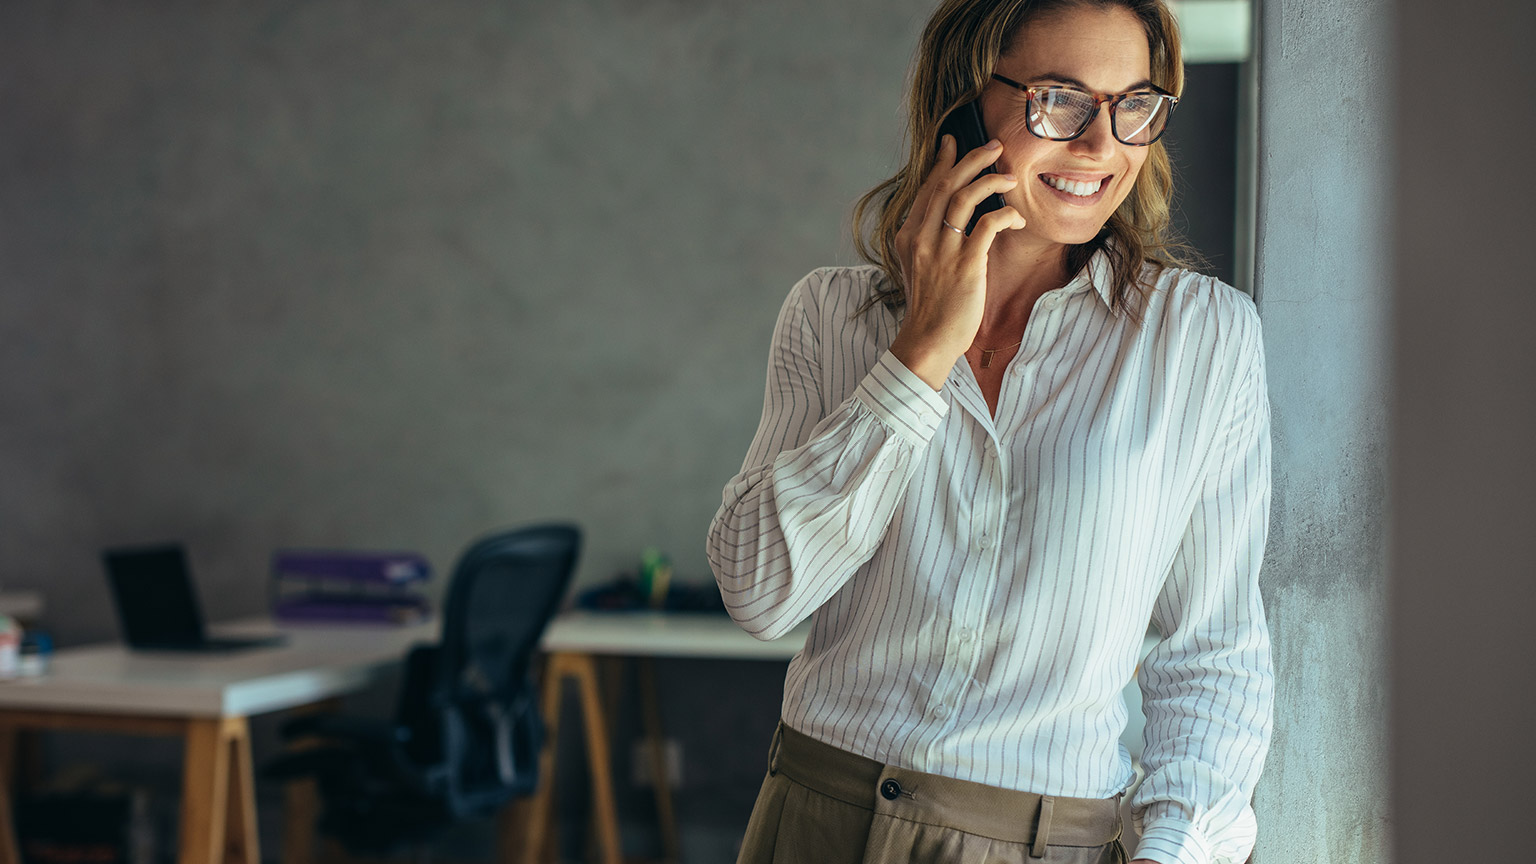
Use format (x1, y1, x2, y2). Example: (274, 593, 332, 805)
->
(737, 724, 1126, 864)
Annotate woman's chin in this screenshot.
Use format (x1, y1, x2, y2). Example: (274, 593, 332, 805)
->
(1034, 223, 1110, 248)
(997, 217, 1092, 246)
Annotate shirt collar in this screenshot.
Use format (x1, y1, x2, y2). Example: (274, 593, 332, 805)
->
(1057, 246, 1117, 307)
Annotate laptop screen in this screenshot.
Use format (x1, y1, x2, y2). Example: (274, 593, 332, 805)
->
(104, 545, 208, 648)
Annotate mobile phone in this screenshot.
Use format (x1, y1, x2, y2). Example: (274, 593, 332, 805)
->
(936, 100, 1007, 235)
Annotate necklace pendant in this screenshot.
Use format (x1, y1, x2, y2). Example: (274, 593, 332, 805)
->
(979, 349, 995, 369)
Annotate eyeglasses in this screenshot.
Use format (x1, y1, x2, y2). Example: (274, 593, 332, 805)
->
(990, 74, 1178, 146)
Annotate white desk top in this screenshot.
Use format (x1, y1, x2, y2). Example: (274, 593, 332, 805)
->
(542, 610, 807, 661)
(0, 618, 437, 718)
(0, 610, 802, 720)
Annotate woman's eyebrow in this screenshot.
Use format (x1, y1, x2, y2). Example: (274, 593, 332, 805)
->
(1030, 72, 1156, 92)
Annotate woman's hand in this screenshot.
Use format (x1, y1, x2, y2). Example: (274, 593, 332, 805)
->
(887, 134, 1026, 390)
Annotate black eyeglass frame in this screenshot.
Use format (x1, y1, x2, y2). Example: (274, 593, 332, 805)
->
(989, 74, 1179, 146)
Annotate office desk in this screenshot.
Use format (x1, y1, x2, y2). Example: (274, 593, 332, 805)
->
(524, 611, 807, 864)
(0, 612, 801, 864)
(0, 618, 437, 864)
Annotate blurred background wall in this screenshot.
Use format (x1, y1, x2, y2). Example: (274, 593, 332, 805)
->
(1, 1, 1256, 861)
(0, 0, 938, 647)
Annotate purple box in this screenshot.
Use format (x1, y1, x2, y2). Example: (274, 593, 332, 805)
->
(270, 549, 434, 626)
(271, 550, 432, 584)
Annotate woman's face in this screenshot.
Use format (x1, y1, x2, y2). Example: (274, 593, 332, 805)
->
(981, 5, 1155, 248)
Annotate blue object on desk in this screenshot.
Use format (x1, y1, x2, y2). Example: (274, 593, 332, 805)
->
(576, 576, 726, 613)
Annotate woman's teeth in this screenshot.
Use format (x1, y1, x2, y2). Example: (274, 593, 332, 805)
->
(1044, 175, 1104, 197)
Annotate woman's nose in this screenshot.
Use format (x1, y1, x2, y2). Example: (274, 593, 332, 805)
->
(1067, 108, 1117, 158)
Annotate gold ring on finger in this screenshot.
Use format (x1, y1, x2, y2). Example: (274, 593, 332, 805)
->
(941, 219, 964, 235)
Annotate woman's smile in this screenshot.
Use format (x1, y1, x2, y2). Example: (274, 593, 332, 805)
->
(1038, 172, 1114, 204)
(982, 4, 1153, 247)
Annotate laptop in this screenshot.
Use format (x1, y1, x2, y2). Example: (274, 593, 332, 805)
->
(104, 544, 286, 652)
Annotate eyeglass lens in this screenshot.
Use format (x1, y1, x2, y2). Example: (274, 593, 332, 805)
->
(1027, 88, 1171, 145)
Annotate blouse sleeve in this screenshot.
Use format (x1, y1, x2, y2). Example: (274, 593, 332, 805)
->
(1132, 314, 1275, 864)
(706, 271, 948, 640)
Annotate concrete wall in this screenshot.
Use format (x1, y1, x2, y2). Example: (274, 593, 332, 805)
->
(1250, 0, 1392, 860)
(0, 0, 942, 649)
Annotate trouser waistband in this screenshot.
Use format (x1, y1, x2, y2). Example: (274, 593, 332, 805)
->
(769, 722, 1122, 854)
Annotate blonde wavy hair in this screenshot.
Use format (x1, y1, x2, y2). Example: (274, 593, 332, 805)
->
(853, 0, 1197, 315)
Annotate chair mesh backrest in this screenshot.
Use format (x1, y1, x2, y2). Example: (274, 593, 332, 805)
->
(439, 523, 580, 702)
(433, 523, 580, 815)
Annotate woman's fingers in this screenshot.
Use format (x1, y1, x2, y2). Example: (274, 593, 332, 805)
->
(908, 134, 957, 225)
(898, 137, 1020, 304)
(895, 134, 958, 270)
(953, 137, 1006, 177)
(921, 139, 1002, 236)
(907, 136, 1006, 231)
(943, 172, 1021, 236)
(962, 205, 1029, 259)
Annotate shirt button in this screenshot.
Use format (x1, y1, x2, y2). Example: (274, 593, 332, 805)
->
(976, 533, 992, 551)
(880, 778, 902, 800)
(933, 704, 951, 720)
(956, 628, 975, 644)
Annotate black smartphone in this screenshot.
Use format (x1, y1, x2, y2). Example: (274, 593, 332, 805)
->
(936, 100, 1007, 235)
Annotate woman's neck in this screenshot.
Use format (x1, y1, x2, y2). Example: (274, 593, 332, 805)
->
(979, 234, 1072, 333)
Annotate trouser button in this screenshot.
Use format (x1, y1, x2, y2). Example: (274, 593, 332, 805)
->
(880, 778, 902, 800)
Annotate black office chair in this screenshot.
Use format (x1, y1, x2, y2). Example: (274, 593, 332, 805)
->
(265, 523, 581, 856)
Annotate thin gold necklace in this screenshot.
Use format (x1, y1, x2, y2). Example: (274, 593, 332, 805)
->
(975, 339, 1023, 369)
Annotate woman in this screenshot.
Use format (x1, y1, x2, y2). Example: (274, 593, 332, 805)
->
(706, 1, 1272, 862)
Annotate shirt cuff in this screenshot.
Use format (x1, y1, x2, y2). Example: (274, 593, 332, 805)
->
(852, 350, 948, 447)
(1132, 817, 1213, 864)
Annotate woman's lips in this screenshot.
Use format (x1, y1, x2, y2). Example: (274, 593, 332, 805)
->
(1038, 173, 1112, 206)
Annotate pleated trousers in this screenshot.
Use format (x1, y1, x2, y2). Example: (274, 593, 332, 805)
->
(737, 723, 1127, 864)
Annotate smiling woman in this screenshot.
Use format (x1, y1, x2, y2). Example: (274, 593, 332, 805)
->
(853, 0, 1197, 326)
(706, 1, 1273, 863)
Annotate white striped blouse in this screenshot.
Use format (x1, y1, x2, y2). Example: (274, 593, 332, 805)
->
(707, 251, 1273, 864)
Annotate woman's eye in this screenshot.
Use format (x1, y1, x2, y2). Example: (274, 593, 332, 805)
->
(1045, 90, 1081, 110)
(1121, 94, 1153, 113)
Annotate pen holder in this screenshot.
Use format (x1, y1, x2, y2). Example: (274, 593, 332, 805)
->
(638, 549, 672, 611)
